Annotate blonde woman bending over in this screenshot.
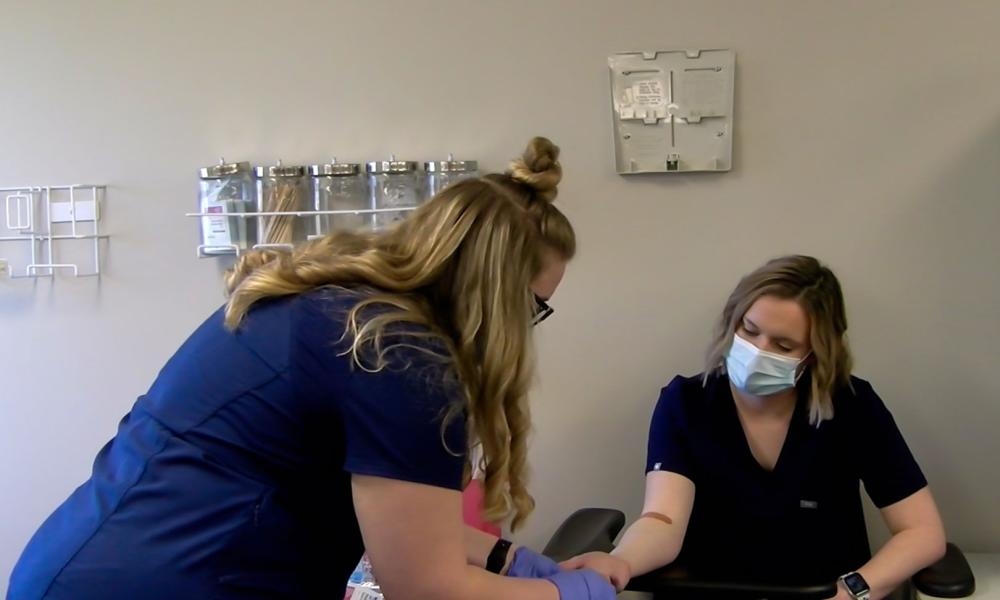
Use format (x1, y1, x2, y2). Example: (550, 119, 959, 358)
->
(9, 138, 615, 600)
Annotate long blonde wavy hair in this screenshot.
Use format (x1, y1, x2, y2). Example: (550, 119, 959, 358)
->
(223, 137, 574, 530)
(704, 255, 853, 425)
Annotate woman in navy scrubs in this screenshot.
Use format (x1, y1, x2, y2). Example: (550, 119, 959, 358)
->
(8, 138, 614, 600)
(564, 255, 947, 600)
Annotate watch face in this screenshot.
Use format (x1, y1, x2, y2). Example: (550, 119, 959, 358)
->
(843, 573, 868, 594)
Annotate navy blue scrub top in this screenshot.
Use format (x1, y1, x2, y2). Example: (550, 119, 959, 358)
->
(8, 287, 467, 600)
(646, 373, 927, 584)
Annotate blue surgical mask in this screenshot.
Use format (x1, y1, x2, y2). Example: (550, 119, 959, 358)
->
(726, 333, 807, 396)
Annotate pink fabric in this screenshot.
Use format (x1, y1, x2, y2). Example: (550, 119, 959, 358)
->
(343, 481, 500, 598)
(462, 479, 501, 536)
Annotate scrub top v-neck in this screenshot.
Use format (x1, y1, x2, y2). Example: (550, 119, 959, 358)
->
(727, 380, 804, 477)
(646, 373, 927, 583)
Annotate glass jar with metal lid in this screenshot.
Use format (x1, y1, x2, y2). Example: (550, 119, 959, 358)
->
(197, 158, 255, 256)
(366, 155, 421, 231)
(309, 159, 369, 235)
(424, 154, 479, 198)
(254, 160, 308, 248)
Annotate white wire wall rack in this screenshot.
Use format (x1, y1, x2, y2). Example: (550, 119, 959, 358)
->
(0, 184, 107, 279)
(184, 206, 418, 258)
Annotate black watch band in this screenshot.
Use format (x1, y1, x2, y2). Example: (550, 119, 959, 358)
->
(486, 538, 513, 574)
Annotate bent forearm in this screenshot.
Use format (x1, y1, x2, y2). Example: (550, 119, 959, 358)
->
(611, 518, 683, 577)
(857, 526, 946, 600)
(464, 526, 520, 574)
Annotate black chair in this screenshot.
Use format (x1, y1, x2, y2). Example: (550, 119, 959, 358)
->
(543, 509, 977, 599)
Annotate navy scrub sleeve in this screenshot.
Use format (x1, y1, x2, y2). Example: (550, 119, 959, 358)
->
(850, 378, 928, 508)
(645, 376, 697, 480)
(8, 287, 466, 600)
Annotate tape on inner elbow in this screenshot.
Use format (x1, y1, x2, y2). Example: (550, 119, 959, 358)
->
(639, 511, 674, 526)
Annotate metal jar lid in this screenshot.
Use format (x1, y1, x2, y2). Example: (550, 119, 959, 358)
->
(254, 160, 306, 178)
(199, 158, 252, 179)
(366, 154, 418, 174)
(309, 158, 361, 177)
(424, 154, 478, 173)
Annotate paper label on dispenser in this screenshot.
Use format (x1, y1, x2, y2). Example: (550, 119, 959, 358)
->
(632, 80, 666, 106)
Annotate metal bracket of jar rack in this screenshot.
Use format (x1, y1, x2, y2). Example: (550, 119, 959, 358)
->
(0, 184, 107, 279)
(184, 206, 418, 258)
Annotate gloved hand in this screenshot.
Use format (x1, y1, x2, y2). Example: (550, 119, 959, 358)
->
(545, 569, 617, 600)
(507, 546, 561, 578)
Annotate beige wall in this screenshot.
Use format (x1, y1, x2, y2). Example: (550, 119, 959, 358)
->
(2, 1, 998, 592)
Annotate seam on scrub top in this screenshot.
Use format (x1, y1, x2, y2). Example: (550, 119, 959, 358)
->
(40, 369, 287, 597)
(185, 369, 288, 432)
(40, 430, 170, 598)
(231, 300, 298, 377)
(44, 307, 297, 596)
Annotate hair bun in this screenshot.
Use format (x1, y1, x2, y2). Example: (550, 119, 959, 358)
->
(508, 136, 562, 203)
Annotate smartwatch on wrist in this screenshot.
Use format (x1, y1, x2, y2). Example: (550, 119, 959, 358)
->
(839, 571, 871, 600)
(486, 538, 513, 574)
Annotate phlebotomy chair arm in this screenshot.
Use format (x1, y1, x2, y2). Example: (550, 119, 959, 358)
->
(542, 508, 976, 600)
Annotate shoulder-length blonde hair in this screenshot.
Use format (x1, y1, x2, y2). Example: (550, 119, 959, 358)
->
(223, 137, 574, 531)
(704, 255, 853, 425)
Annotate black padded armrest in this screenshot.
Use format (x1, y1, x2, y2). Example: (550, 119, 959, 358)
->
(628, 563, 837, 600)
(541, 508, 626, 562)
(912, 543, 976, 598)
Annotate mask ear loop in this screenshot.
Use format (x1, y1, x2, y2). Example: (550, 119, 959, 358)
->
(721, 332, 739, 375)
(794, 352, 813, 384)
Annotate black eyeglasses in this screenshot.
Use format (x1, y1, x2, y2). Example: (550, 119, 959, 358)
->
(532, 294, 554, 326)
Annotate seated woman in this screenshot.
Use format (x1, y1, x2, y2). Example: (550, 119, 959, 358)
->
(564, 255, 946, 600)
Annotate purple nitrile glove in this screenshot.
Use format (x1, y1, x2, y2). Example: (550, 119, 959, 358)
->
(545, 569, 617, 600)
(507, 546, 562, 578)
